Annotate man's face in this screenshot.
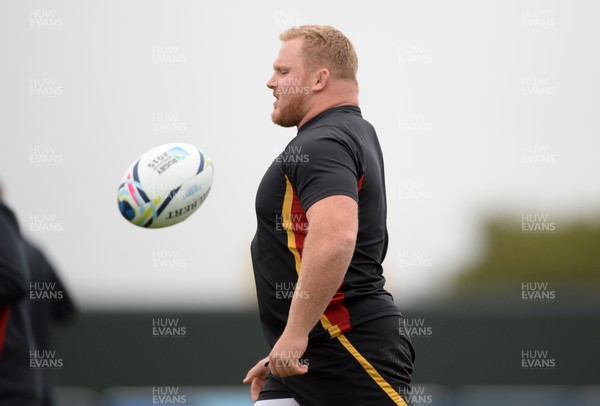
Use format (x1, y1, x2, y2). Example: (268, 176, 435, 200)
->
(267, 39, 311, 128)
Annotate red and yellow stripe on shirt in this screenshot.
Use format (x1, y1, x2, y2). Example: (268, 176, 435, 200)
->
(281, 175, 407, 406)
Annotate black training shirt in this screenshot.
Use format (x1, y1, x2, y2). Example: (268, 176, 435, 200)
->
(251, 106, 400, 348)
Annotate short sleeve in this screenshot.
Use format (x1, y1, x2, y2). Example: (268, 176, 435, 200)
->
(284, 129, 361, 211)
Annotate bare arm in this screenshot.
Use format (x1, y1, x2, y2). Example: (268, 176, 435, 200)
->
(268, 194, 358, 377)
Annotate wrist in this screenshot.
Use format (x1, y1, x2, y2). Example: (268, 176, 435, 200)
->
(282, 324, 310, 340)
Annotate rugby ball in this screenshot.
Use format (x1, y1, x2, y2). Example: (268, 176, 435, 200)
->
(117, 143, 213, 228)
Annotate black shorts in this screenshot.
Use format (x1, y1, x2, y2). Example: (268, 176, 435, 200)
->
(257, 315, 416, 406)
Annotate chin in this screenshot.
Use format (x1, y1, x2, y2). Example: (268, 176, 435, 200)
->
(272, 115, 298, 128)
(271, 110, 281, 125)
(271, 100, 303, 128)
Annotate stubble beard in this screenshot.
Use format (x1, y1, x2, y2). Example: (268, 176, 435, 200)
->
(271, 92, 306, 128)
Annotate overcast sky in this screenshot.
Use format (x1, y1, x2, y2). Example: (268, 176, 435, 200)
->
(1, 0, 598, 310)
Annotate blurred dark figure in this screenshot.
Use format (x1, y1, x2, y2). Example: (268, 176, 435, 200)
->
(0, 195, 42, 405)
(0, 185, 75, 406)
(26, 239, 76, 406)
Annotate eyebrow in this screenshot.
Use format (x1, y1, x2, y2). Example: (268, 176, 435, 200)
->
(273, 63, 290, 71)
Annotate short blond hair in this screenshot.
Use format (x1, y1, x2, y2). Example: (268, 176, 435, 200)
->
(279, 25, 358, 83)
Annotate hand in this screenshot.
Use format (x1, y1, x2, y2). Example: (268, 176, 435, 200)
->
(268, 332, 309, 378)
(242, 356, 269, 402)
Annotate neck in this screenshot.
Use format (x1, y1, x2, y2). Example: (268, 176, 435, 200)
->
(298, 97, 359, 129)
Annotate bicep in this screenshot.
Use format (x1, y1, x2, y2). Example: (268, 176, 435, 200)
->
(306, 195, 358, 241)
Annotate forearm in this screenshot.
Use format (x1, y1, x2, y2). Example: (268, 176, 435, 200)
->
(283, 230, 355, 337)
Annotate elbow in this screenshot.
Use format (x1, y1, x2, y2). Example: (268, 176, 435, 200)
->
(330, 230, 357, 257)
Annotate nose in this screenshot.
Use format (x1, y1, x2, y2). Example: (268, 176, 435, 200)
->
(266, 72, 277, 90)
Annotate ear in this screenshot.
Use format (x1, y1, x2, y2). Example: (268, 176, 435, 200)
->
(312, 68, 330, 92)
